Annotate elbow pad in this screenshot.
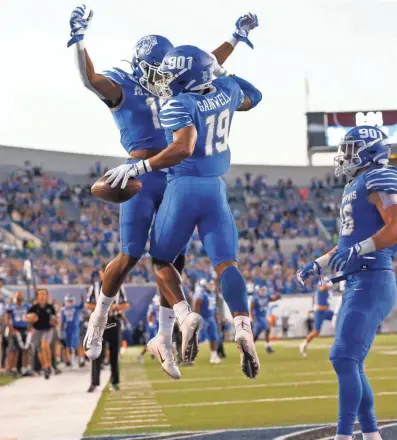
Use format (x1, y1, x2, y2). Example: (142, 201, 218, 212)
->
(230, 74, 262, 108)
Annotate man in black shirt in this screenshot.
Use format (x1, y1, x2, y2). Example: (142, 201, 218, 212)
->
(27, 289, 57, 380)
(86, 268, 129, 392)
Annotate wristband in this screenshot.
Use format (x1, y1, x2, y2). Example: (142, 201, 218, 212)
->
(315, 253, 331, 268)
(357, 237, 376, 255)
(228, 36, 239, 48)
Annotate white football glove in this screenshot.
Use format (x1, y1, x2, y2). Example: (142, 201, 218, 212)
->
(233, 13, 259, 49)
(67, 4, 94, 48)
(105, 160, 151, 189)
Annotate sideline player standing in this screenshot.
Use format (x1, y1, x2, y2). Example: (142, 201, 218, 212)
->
(61, 295, 84, 366)
(297, 126, 397, 440)
(67, 5, 259, 379)
(193, 280, 221, 364)
(299, 276, 334, 357)
(106, 46, 262, 378)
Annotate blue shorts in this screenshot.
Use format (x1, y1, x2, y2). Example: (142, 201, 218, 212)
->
(65, 327, 79, 350)
(254, 316, 268, 335)
(329, 270, 397, 362)
(150, 176, 238, 267)
(314, 309, 334, 332)
(120, 161, 189, 259)
(203, 318, 220, 344)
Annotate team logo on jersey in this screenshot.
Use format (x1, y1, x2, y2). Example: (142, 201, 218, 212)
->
(134, 85, 145, 96)
(136, 35, 158, 56)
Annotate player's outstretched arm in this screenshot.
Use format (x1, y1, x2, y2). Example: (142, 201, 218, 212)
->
(230, 75, 262, 111)
(67, 5, 121, 103)
(210, 13, 259, 76)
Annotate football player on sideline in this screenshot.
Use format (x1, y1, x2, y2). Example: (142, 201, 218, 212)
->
(106, 46, 262, 378)
(297, 126, 397, 440)
(67, 5, 259, 380)
(299, 276, 334, 357)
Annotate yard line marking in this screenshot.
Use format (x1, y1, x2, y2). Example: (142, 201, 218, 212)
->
(98, 418, 167, 425)
(152, 376, 395, 394)
(104, 408, 163, 415)
(93, 424, 171, 430)
(159, 391, 397, 409)
(118, 367, 397, 387)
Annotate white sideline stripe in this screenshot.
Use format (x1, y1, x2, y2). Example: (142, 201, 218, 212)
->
(319, 422, 397, 440)
(160, 391, 397, 409)
(152, 376, 395, 394)
(163, 431, 226, 440)
(274, 424, 335, 440)
(119, 367, 397, 387)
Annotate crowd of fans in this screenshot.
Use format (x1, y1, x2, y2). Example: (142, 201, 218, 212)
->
(0, 162, 343, 293)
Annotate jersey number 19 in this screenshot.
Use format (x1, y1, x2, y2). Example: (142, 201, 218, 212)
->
(205, 109, 230, 156)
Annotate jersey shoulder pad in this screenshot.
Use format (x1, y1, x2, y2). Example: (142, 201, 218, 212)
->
(364, 165, 397, 194)
(101, 68, 133, 87)
(159, 96, 194, 131)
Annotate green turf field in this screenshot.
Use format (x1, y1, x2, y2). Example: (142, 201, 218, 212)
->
(85, 335, 397, 437)
(0, 372, 16, 386)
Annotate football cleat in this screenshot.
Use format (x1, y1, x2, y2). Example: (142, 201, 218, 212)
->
(83, 312, 108, 360)
(147, 333, 181, 380)
(136, 355, 144, 364)
(266, 346, 275, 354)
(299, 341, 308, 358)
(235, 322, 260, 379)
(210, 355, 221, 365)
(179, 312, 203, 363)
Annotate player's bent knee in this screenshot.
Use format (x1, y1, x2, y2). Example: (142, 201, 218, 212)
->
(214, 261, 237, 278)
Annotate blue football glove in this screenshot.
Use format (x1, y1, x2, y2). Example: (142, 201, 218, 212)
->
(233, 13, 259, 49)
(67, 4, 94, 48)
(296, 261, 321, 286)
(328, 244, 361, 273)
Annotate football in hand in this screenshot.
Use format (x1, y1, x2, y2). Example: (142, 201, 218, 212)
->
(91, 175, 142, 204)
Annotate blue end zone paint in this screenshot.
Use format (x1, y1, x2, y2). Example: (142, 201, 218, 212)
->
(83, 422, 397, 440)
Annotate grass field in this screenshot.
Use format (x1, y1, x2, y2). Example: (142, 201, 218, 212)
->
(85, 335, 397, 437)
(0, 372, 16, 386)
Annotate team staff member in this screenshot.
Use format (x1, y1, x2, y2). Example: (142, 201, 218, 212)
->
(86, 267, 129, 392)
(6, 292, 32, 376)
(27, 289, 57, 379)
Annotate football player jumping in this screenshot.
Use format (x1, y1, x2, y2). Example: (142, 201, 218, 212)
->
(106, 45, 262, 378)
(297, 126, 397, 440)
(67, 5, 259, 380)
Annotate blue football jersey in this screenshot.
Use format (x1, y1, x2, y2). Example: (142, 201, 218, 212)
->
(315, 287, 331, 307)
(159, 76, 244, 177)
(194, 290, 217, 320)
(7, 303, 30, 329)
(61, 304, 83, 328)
(338, 165, 397, 272)
(102, 68, 167, 153)
(252, 294, 271, 319)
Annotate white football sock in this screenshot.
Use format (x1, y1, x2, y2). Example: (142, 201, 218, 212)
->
(363, 433, 382, 440)
(334, 435, 352, 440)
(173, 300, 191, 324)
(95, 290, 114, 317)
(211, 350, 217, 360)
(158, 306, 176, 344)
(234, 315, 251, 331)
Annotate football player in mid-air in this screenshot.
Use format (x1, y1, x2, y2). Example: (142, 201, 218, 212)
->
(193, 280, 221, 364)
(67, 5, 259, 380)
(250, 286, 279, 354)
(299, 276, 334, 357)
(106, 46, 262, 378)
(297, 126, 397, 440)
